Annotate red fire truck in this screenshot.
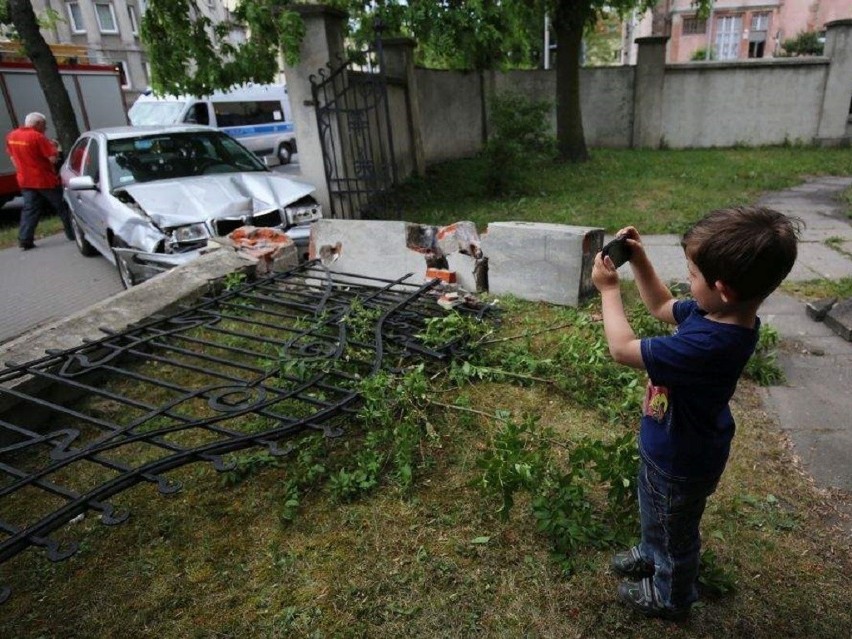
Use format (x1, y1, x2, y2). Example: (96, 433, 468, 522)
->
(1, 59, 128, 207)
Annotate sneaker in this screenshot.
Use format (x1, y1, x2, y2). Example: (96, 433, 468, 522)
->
(617, 578, 690, 621)
(611, 546, 654, 579)
(19, 242, 36, 251)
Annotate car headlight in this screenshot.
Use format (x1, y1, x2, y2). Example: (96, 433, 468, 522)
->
(170, 222, 209, 243)
(284, 199, 322, 225)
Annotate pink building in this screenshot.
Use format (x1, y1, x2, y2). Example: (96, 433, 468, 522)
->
(630, 1, 850, 63)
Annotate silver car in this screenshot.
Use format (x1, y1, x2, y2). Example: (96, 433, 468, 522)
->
(60, 125, 322, 287)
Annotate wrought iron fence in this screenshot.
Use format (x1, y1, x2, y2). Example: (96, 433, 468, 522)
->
(0, 262, 489, 603)
(311, 37, 398, 220)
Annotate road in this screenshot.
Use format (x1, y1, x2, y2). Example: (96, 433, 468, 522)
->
(0, 160, 304, 345)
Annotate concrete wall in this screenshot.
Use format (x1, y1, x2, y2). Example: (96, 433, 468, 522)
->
(662, 58, 829, 147)
(412, 20, 851, 160)
(415, 69, 483, 163)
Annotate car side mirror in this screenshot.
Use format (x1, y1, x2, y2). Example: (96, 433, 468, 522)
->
(263, 154, 280, 168)
(68, 175, 97, 191)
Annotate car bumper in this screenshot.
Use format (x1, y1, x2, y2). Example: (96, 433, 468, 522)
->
(113, 224, 314, 285)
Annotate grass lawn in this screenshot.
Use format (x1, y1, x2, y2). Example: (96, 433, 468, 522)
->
(389, 146, 852, 233)
(0, 213, 64, 249)
(1, 283, 850, 638)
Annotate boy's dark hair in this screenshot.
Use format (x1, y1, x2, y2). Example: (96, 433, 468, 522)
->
(681, 207, 802, 302)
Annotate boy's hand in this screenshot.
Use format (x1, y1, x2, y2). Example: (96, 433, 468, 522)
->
(614, 226, 646, 263)
(592, 251, 619, 292)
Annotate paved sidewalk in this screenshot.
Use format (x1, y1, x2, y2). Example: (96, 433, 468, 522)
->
(0, 233, 122, 344)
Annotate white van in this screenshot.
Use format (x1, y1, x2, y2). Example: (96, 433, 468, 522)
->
(128, 84, 297, 164)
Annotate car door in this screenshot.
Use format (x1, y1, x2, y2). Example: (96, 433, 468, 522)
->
(73, 137, 112, 258)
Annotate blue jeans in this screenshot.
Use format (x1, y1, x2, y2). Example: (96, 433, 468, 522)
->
(19, 187, 74, 245)
(636, 460, 719, 609)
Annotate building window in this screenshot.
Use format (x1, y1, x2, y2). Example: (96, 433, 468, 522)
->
(682, 16, 707, 36)
(115, 61, 130, 89)
(95, 3, 119, 34)
(66, 2, 86, 34)
(128, 5, 139, 36)
(715, 14, 743, 61)
(748, 12, 769, 59)
(751, 12, 770, 32)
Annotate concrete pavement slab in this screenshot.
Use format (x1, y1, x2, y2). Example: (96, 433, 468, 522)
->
(0, 234, 123, 345)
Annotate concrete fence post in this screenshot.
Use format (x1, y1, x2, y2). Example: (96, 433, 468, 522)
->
(382, 37, 426, 178)
(282, 5, 348, 217)
(632, 36, 669, 149)
(816, 19, 852, 145)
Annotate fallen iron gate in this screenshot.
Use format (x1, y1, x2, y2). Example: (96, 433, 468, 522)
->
(0, 262, 488, 603)
(311, 37, 398, 220)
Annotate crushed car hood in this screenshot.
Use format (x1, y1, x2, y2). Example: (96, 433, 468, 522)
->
(118, 172, 315, 227)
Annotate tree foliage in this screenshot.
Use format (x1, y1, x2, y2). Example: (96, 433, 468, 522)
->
(142, 1, 710, 162)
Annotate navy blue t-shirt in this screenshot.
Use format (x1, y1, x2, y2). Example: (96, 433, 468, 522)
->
(639, 300, 760, 481)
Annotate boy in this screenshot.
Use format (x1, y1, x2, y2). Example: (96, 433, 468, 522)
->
(591, 207, 801, 621)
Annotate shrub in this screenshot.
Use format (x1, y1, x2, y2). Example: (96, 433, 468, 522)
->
(779, 31, 824, 57)
(482, 92, 554, 196)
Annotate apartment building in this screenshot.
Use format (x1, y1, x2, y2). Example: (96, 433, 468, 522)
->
(11, 1, 239, 102)
(629, 0, 849, 63)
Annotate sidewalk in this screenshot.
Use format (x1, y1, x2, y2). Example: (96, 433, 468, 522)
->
(632, 176, 852, 528)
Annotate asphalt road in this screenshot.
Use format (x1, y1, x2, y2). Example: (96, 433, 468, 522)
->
(0, 160, 304, 345)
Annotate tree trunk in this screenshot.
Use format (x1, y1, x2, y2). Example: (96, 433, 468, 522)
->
(8, 0, 80, 153)
(554, 4, 589, 163)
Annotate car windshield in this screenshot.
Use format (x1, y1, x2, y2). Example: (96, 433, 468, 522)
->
(106, 131, 267, 188)
(127, 101, 186, 126)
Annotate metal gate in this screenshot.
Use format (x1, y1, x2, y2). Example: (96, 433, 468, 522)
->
(0, 262, 489, 603)
(311, 37, 398, 220)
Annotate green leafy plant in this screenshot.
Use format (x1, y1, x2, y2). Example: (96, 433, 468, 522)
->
(483, 92, 554, 196)
(477, 413, 551, 519)
(418, 311, 491, 349)
(779, 31, 824, 57)
(698, 547, 738, 595)
(223, 271, 247, 291)
(744, 324, 784, 386)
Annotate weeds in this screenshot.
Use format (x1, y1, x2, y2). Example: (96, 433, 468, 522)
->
(744, 324, 784, 386)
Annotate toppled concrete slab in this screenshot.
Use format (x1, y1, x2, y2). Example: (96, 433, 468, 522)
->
(310, 219, 480, 291)
(806, 297, 838, 321)
(482, 222, 603, 306)
(824, 297, 852, 341)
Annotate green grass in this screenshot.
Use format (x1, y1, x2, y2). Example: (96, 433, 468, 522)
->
(389, 146, 852, 234)
(1, 289, 850, 638)
(0, 213, 65, 249)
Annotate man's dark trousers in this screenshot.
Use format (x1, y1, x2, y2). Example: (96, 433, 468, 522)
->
(19, 187, 74, 246)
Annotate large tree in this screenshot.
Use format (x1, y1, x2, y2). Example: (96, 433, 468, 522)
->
(143, 1, 711, 163)
(2, 0, 80, 153)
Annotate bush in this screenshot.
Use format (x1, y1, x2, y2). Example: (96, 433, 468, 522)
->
(690, 46, 715, 61)
(482, 92, 554, 196)
(779, 31, 824, 57)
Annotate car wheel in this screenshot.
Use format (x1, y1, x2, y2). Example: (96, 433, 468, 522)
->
(110, 238, 136, 289)
(277, 142, 292, 165)
(71, 216, 98, 257)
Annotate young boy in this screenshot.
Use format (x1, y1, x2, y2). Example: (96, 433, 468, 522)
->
(591, 207, 801, 621)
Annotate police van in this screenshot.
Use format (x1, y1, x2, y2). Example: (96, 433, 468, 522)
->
(128, 84, 297, 164)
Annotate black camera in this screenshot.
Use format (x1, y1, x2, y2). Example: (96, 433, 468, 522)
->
(601, 236, 632, 269)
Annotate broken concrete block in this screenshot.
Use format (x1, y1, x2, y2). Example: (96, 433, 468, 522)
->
(310, 219, 479, 291)
(823, 297, 852, 341)
(805, 297, 837, 322)
(225, 226, 298, 275)
(482, 222, 604, 306)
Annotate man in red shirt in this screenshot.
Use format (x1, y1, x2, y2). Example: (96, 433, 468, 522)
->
(5, 112, 74, 250)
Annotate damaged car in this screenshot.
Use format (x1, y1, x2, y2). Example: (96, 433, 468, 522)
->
(60, 125, 322, 287)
